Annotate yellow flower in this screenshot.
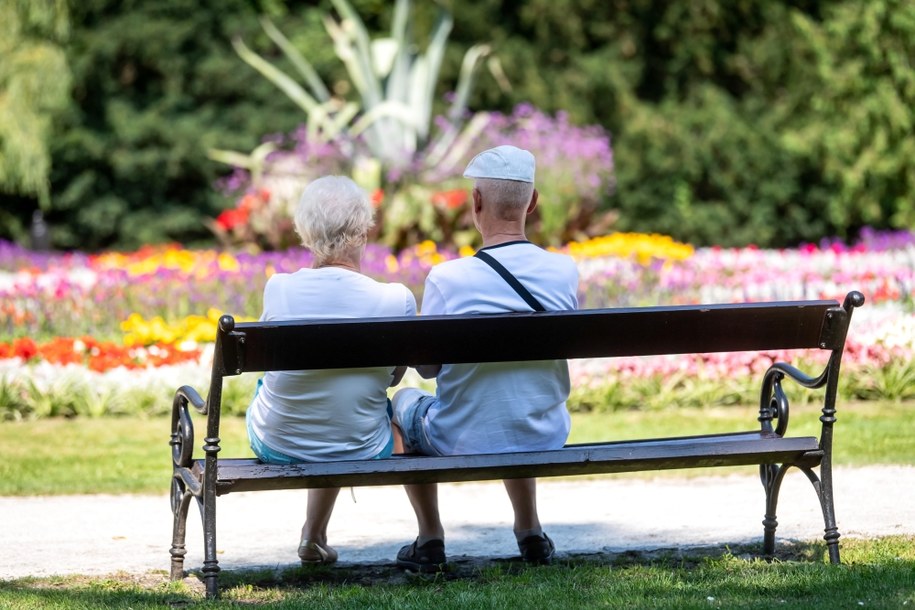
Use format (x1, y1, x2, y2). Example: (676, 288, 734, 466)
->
(217, 252, 240, 272)
(120, 309, 255, 347)
(415, 240, 438, 257)
(565, 232, 694, 264)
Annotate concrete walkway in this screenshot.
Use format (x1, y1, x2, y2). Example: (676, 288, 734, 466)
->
(1, 465, 913, 579)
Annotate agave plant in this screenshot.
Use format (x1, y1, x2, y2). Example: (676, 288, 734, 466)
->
(218, 0, 502, 178)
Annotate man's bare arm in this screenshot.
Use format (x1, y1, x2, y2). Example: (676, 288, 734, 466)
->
(391, 365, 408, 386)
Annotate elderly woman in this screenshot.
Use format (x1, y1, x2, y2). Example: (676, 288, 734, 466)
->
(246, 175, 417, 564)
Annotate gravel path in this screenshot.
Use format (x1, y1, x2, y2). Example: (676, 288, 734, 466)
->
(1, 465, 912, 580)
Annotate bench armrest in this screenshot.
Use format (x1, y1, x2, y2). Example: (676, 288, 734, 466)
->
(170, 385, 205, 468)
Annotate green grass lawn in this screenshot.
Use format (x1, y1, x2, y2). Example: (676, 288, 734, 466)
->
(2, 536, 913, 609)
(1, 402, 912, 608)
(0, 400, 912, 496)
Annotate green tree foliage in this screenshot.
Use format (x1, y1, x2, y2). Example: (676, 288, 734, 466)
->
(24, 0, 322, 250)
(778, 0, 915, 236)
(448, 0, 915, 246)
(4, 0, 913, 250)
(0, 0, 71, 235)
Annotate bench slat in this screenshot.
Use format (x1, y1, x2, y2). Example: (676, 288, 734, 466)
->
(226, 300, 838, 373)
(200, 433, 821, 494)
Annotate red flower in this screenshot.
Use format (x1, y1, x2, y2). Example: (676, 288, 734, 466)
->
(0, 336, 203, 372)
(215, 207, 250, 231)
(11, 337, 38, 360)
(431, 189, 467, 210)
(371, 189, 384, 208)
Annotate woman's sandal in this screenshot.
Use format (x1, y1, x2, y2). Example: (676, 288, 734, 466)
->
(297, 539, 339, 565)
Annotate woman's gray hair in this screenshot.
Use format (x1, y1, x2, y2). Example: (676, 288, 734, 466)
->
(294, 176, 375, 263)
(475, 178, 534, 220)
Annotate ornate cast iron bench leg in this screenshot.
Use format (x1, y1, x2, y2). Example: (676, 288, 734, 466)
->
(169, 478, 192, 579)
(200, 464, 221, 599)
(800, 465, 841, 564)
(760, 462, 787, 557)
(760, 462, 841, 563)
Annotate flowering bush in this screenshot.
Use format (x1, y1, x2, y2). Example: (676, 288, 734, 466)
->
(209, 188, 297, 251)
(215, 3, 616, 252)
(212, 136, 357, 250)
(213, 105, 615, 252)
(213, 0, 502, 252)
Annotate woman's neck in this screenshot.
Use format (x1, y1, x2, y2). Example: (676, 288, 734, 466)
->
(313, 258, 361, 273)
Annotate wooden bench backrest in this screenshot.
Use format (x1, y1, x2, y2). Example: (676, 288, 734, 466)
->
(216, 299, 850, 376)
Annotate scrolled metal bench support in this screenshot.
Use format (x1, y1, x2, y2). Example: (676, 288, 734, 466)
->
(756, 292, 864, 563)
(197, 315, 235, 598)
(757, 360, 840, 561)
(169, 386, 204, 580)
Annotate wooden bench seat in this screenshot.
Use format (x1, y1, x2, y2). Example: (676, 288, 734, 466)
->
(169, 291, 864, 598)
(183, 432, 822, 494)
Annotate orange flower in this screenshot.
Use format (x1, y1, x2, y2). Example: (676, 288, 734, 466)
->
(371, 189, 384, 208)
(238, 190, 269, 213)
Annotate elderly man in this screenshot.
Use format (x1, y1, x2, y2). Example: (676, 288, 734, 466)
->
(392, 145, 580, 572)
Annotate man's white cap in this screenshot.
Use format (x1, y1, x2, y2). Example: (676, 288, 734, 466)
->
(462, 145, 535, 183)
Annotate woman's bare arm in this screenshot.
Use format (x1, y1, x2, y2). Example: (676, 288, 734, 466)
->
(414, 364, 442, 379)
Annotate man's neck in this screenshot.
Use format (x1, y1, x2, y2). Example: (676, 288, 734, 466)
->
(481, 230, 527, 248)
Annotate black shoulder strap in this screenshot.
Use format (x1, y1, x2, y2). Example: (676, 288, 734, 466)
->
(474, 249, 546, 312)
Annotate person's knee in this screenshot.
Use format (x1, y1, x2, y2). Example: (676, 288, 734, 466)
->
(391, 388, 438, 455)
(391, 387, 425, 426)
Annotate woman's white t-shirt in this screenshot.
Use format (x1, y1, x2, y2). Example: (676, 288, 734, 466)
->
(248, 267, 417, 461)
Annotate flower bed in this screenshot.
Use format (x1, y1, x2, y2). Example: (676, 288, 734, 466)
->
(1, 230, 913, 418)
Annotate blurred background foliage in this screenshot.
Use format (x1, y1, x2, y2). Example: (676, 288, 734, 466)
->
(0, 0, 71, 213)
(1, 0, 913, 251)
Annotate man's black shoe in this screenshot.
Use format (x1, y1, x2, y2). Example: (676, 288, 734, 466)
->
(518, 533, 555, 565)
(396, 538, 446, 573)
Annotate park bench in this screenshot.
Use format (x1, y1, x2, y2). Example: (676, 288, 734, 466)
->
(169, 291, 864, 598)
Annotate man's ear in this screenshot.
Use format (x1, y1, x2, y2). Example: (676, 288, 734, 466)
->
(472, 187, 483, 214)
(526, 188, 539, 215)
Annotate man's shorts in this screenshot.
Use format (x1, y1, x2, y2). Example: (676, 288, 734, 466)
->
(391, 388, 442, 456)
